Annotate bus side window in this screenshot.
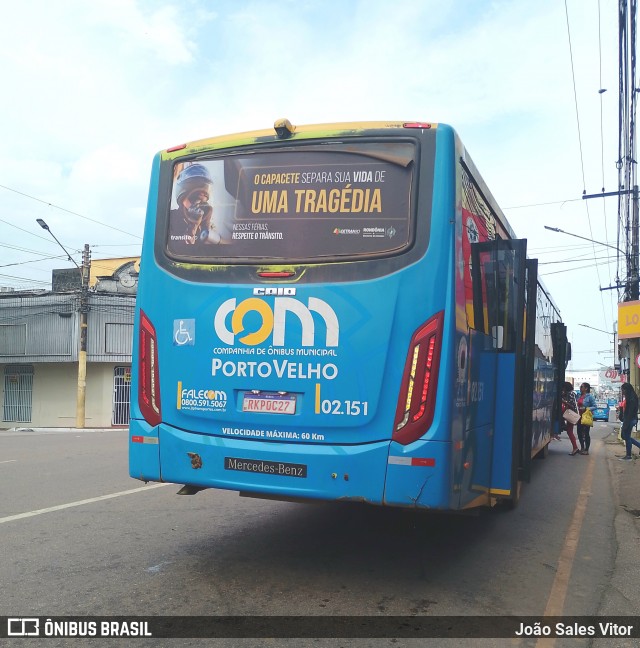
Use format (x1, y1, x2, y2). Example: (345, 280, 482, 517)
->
(493, 251, 517, 352)
(470, 243, 518, 352)
(470, 246, 494, 337)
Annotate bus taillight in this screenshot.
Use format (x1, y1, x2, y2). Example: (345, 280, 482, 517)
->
(138, 309, 162, 427)
(393, 312, 444, 445)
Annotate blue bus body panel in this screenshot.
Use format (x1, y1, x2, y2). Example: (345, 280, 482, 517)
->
(158, 279, 404, 445)
(384, 439, 451, 507)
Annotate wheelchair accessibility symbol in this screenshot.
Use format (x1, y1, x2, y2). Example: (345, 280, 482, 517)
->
(173, 319, 195, 346)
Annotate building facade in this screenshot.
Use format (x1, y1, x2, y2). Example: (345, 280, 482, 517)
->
(0, 264, 136, 428)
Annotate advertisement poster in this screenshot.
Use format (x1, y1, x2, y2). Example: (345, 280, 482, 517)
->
(166, 144, 415, 259)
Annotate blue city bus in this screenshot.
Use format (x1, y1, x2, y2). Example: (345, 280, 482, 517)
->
(129, 120, 567, 510)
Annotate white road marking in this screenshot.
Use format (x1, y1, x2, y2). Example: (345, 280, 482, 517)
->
(0, 460, 17, 464)
(0, 483, 171, 524)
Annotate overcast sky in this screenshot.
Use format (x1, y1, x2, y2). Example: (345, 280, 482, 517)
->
(0, 0, 625, 374)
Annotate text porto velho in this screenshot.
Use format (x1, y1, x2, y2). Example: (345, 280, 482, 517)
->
(212, 358, 338, 380)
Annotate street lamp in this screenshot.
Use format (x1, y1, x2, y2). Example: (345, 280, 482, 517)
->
(578, 323, 618, 372)
(543, 225, 624, 256)
(578, 323, 615, 337)
(36, 219, 80, 268)
(543, 225, 628, 293)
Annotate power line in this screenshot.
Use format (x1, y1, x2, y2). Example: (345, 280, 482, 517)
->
(598, 0, 607, 194)
(0, 216, 59, 244)
(0, 240, 80, 258)
(0, 183, 142, 239)
(0, 271, 50, 285)
(0, 253, 69, 269)
(92, 244, 142, 248)
(502, 197, 582, 209)
(597, 0, 616, 329)
(540, 258, 616, 276)
(539, 254, 621, 266)
(564, 0, 588, 191)
(564, 0, 610, 330)
(530, 241, 621, 254)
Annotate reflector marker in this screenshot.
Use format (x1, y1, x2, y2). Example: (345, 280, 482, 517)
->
(388, 456, 435, 467)
(131, 436, 159, 444)
(257, 271, 295, 278)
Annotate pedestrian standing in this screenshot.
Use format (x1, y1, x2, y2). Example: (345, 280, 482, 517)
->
(561, 382, 581, 456)
(618, 382, 640, 461)
(577, 382, 596, 455)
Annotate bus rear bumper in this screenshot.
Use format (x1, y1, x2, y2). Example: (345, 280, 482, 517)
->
(143, 422, 390, 504)
(129, 418, 161, 482)
(129, 420, 454, 508)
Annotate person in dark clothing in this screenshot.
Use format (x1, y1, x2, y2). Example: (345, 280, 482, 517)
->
(618, 382, 640, 461)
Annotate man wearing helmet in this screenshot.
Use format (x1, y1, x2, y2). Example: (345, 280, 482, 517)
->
(169, 163, 220, 250)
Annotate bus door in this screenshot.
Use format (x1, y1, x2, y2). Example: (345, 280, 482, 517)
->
(550, 321, 570, 434)
(520, 258, 538, 483)
(470, 238, 528, 506)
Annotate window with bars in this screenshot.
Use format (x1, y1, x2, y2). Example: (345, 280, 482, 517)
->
(3, 364, 34, 422)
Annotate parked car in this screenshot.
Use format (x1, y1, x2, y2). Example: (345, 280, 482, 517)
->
(592, 402, 609, 422)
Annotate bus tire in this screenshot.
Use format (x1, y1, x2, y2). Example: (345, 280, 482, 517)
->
(535, 442, 550, 460)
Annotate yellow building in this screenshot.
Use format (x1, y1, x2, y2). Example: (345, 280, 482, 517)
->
(90, 257, 140, 287)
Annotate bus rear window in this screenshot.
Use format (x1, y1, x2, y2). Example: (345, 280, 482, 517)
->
(165, 142, 415, 261)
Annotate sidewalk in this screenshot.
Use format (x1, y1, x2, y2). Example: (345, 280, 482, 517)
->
(597, 423, 640, 622)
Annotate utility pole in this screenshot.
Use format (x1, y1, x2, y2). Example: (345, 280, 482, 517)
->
(628, 186, 640, 390)
(577, 2, 640, 393)
(77, 244, 91, 429)
(581, 185, 639, 388)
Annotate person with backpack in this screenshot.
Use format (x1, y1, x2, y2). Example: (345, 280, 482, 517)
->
(576, 382, 596, 455)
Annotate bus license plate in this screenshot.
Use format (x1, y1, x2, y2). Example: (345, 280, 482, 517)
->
(242, 393, 296, 415)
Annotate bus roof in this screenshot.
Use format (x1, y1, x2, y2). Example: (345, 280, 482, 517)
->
(160, 120, 441, 160)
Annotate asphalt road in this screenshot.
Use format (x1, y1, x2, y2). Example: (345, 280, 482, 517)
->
(0, 423, 636, 647)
